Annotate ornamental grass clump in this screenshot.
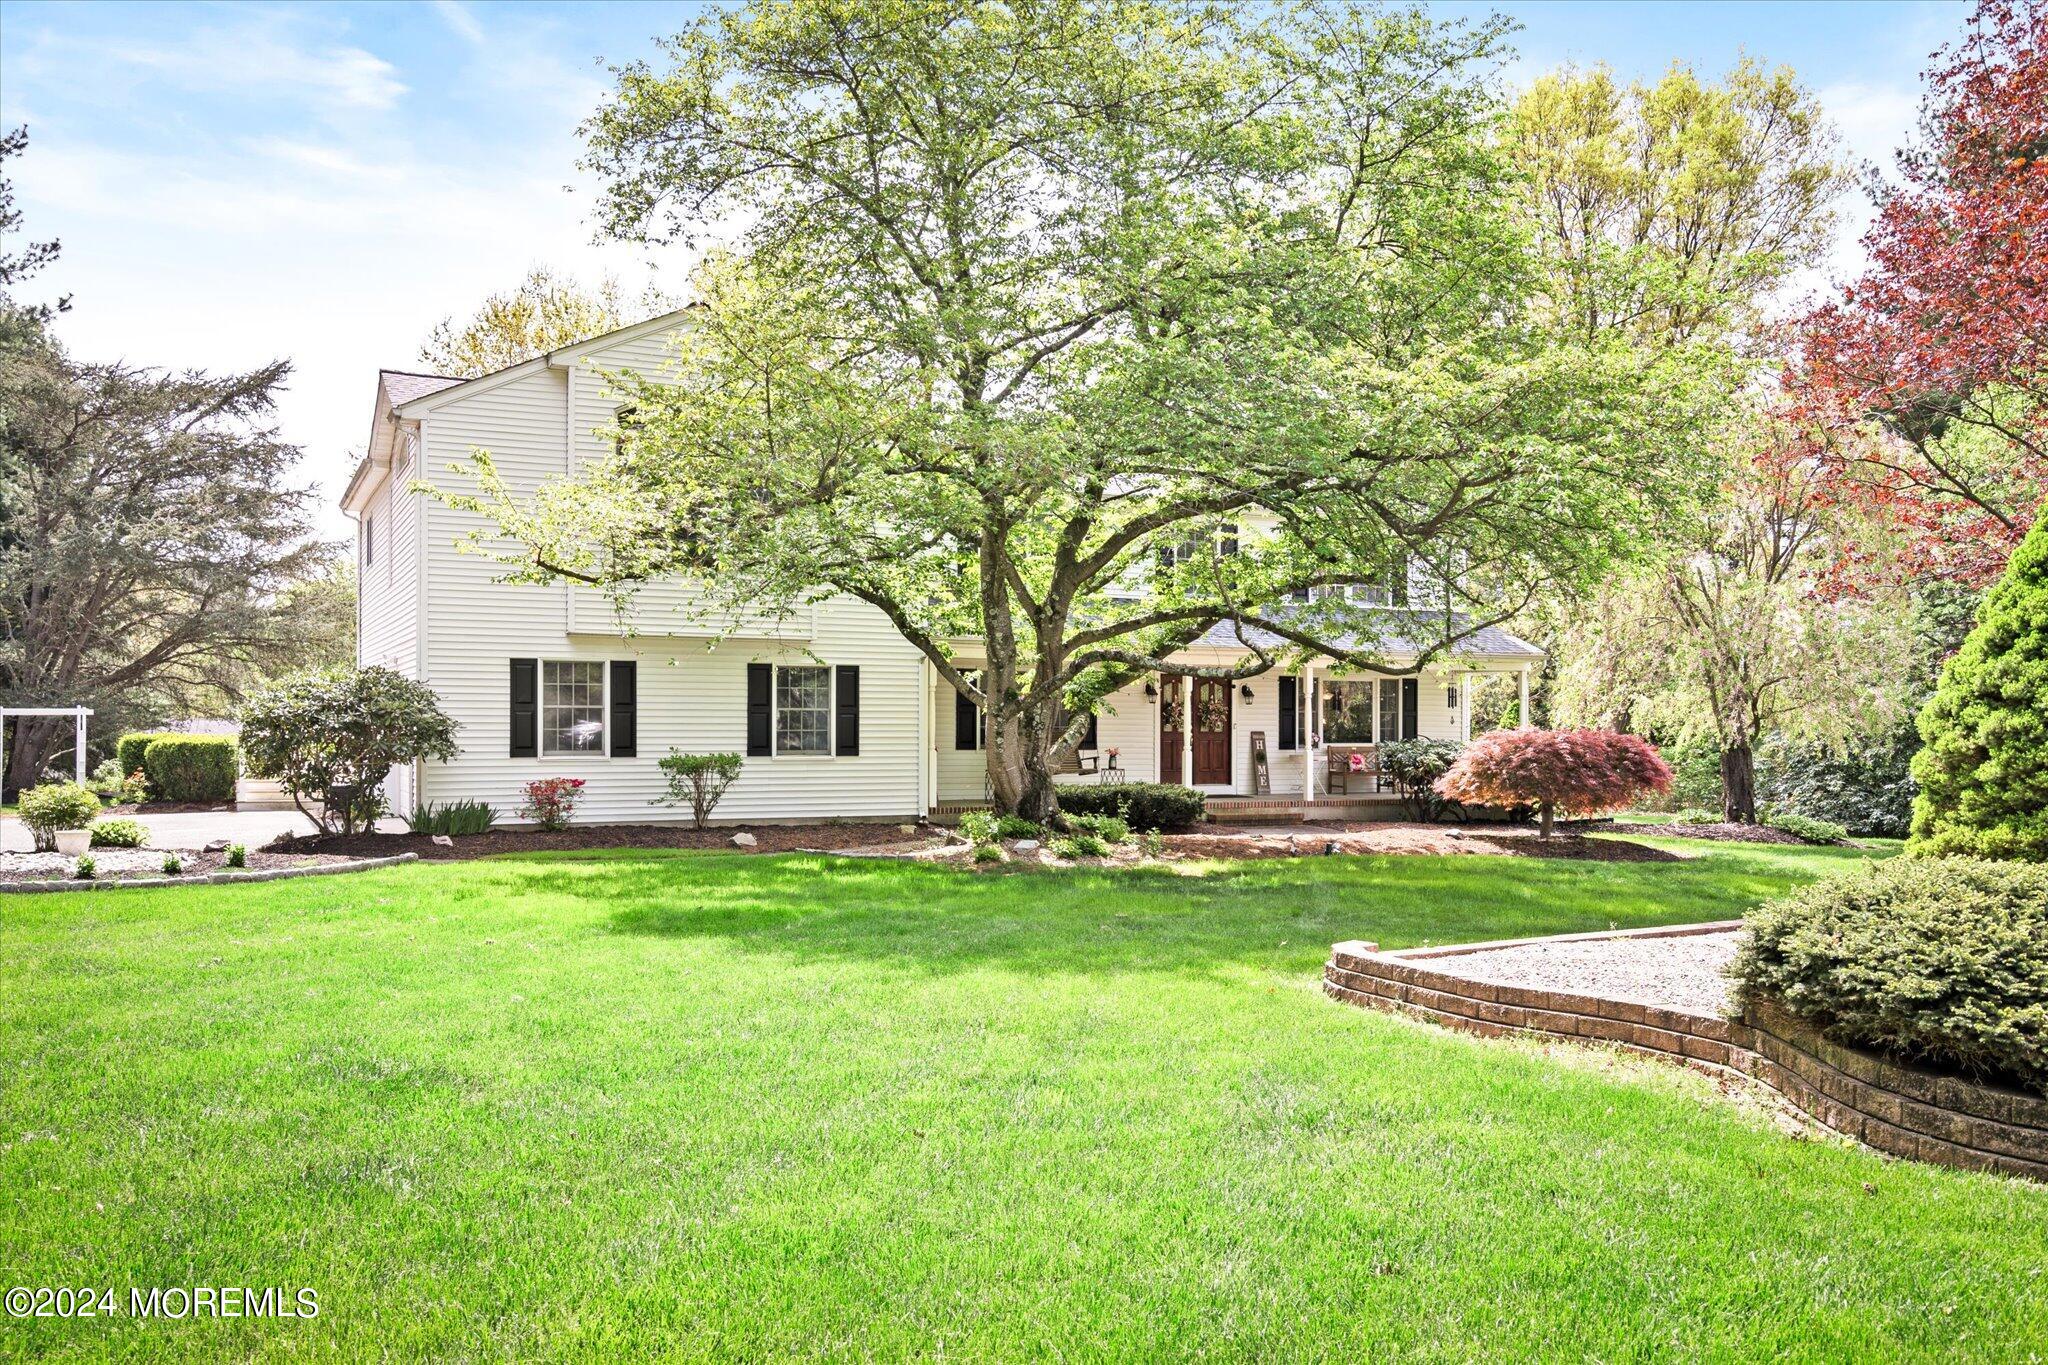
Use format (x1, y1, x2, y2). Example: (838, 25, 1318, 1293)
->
(1728, 858, 2048, 1095)
(1435, 728, 1673, 837)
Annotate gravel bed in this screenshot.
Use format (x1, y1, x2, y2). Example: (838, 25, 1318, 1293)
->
(1426, 930, 1741, 1018)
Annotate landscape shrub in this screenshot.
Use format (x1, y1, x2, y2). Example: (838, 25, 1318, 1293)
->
(653, 751, 745, 830)
(239, 666, 462, 836)
(971, 843, 1005, 864)
(1672, 807, 1720, 825)
(993, 814, 1043, 840)
(1050, 832, 1109, 859)
(957, 810, 1000, 847)
(18, 781, 100, 851)
(1436, 728, 1673, 837)
(1055, 782, 1204, 831)
(161, 852, 184, 875)
(225, 843, 247, 869)
(1729, 858, 2048, 1094)
(141, 735, 238, 803)
(1909, 516, 2048, 861)
(1062, 812, 1129, 844)
(88, 817, 149, 848)
(1376, 738, 1465, 821)
(520, 777, 586, 832)
(1763, 811, 1848, 845)
(116, 732, 180, 782)
(1760, 727, 1916, 839)
(72, 854, 96, 881)
(405, 801, 499, 837)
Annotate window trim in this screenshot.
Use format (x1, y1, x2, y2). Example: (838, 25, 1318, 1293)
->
(539, 658, 610, 759)
(361, 514, 375, 568)
(1319, 676, 1404, 745)
(771, 662, 836, 759)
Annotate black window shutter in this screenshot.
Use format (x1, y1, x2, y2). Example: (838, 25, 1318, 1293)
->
(1082, 712, 1099, 750)
(835, 665, 860, 756)
(509, 658, 538, 758)
(746, 663, 772, 756)
(1401, 677, 1419, 740)
(1278, 675, 1298, 750)
(610, 660, 638, 757)
(955, 686, 978, 751)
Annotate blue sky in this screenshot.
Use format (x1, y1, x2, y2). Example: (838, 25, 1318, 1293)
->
(0, 0, 1965, 536)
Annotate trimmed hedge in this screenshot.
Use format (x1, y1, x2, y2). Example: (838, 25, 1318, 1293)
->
(116, 732, 182, 781)
(1729, 858, 2048, 1095)
(1055, 781, 1205, 831)
(141, 735, 239, 803)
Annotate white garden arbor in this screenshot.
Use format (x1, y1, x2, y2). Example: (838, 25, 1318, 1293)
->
(0, 705, 94, 790)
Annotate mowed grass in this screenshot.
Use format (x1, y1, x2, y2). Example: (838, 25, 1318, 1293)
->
(2, 840, 2043, 1361)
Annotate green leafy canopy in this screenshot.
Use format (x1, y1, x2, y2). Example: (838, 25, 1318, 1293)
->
(428, 0, 1732, 816)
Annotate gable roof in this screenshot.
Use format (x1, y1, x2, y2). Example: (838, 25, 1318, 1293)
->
(390, 306, 697, 418)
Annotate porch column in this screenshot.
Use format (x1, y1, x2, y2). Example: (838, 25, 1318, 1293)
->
(1460, 672, 1473, 743)
(1518, 666, 1531, 728)
(1301, 663, 1316, 804)
(1181, 673, 1194, 787)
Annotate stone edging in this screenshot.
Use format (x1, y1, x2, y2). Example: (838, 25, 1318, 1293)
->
(0, 853, 419, 895)
(1323, 924, 2048, 1182)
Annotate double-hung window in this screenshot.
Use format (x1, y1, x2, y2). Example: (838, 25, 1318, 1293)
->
(775, 664, 832, 755)
(1319, 677, 1402, 744)
(542, 660, 606, 755)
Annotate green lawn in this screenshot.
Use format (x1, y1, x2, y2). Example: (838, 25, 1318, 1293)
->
(3, 840, 2042, 1360)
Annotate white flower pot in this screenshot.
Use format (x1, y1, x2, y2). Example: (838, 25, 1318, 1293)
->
(54, 829, 91, 856)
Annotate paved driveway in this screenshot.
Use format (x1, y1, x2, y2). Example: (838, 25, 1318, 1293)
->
(1, 809, 404, 852)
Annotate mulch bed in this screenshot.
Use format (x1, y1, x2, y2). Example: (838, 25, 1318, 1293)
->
(266, 823, 934, 862)
(1610, 820, 1815, 846)
(0, 848, 358, 886)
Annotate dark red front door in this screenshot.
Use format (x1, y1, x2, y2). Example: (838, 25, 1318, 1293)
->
(1159, 681, 1184, 784)
(1192, 678, 1231, 786)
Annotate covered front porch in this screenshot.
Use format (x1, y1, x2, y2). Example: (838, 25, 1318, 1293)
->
(923, 630, 1539, 815)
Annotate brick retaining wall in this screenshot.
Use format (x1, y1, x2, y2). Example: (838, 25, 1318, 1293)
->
(1324, 926, 2048, 1182)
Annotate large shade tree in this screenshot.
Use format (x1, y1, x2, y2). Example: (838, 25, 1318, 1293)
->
(1791, 0, 2048, 591)
(440, 0, 1725, 818)
(1550, 412, 1917, 821)
(419, 266, 675, 379)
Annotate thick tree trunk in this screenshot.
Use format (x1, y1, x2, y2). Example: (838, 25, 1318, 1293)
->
(1538, 800, 1555, 839)
(4, 716, 65, 800)
(1719, 743, 1757, 824)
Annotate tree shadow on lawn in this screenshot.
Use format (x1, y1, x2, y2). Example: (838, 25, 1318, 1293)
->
(494, 843, 1884, 982)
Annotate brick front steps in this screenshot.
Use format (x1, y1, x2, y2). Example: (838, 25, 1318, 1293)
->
(1324, 925, 2048, 1183)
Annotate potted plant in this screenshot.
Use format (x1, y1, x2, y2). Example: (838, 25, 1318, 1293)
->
(19, 781, 102, 854)
(1106, 746, 1120, 771)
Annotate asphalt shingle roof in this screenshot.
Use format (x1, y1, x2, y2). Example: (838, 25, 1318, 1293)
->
(380, 370, 466, 407)
(1194, 608, 1542, 661)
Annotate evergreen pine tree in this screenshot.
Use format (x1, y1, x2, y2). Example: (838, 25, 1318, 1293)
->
(1909, 511, 2048, 860)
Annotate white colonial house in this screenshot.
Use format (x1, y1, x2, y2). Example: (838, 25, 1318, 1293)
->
(343, 310, 1542, 825)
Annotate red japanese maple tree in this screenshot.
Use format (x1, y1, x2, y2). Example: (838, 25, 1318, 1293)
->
(1436, 729, 1674, 838)
(1790, 0, 2048, 589)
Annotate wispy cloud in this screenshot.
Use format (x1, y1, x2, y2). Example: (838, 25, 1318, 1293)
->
(103, 26, 407, 113)
(433, 1, 487, 48)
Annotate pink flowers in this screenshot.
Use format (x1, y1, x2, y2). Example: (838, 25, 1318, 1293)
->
(521, 777, 586, 832)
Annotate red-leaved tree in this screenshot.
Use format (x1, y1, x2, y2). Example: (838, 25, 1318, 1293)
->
(1790, 0, 2048, 590)
(1436, 729, 1674, 838)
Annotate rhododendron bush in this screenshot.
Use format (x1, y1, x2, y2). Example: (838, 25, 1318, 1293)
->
(1436, 729, 1673, 837)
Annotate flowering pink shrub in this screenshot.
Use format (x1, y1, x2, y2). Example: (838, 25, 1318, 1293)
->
(1436, 729, 1673, 837)
(520, 777, 586, 831)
